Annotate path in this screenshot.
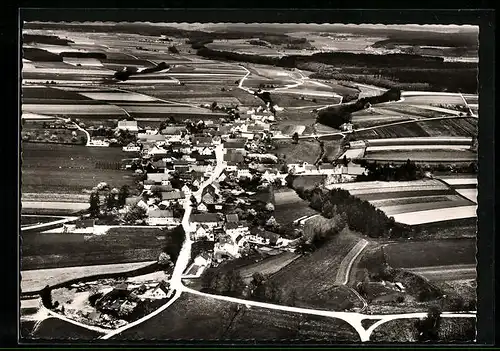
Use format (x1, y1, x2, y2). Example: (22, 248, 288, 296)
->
(335, 239, 369, 286)
(21, 216, 78, 232)
(272, 114, 474, 141)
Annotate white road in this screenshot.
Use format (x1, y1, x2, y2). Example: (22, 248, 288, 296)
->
(21, 216, 78, 232)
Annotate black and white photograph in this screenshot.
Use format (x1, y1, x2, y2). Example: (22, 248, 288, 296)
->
(20, 17, 480, 344)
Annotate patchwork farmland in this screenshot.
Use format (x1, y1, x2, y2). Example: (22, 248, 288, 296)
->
(326, 179, 477, 225)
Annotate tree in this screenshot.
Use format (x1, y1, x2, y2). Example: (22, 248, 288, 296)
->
(40, 285, 53, 309)
(89, 192, 100, 217)
(416, 305, 442, 342)
(158, 252, 173, 268)
(117, 185, 130, 208)
(124, 204, 147, 223)
(211, 101, 218, 110)
(105, 192, 116, 210)
(292, 132, 299, 144)
(168, 45, 179, 54)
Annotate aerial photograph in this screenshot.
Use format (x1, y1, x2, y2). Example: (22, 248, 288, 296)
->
(20, 21, 478, 343)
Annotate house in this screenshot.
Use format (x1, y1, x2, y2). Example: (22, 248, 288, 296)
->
(116, 120, 139, 132)
(190, 164, 208, 173)
(161, 191, 185, 202)
(226, 214, 239, 223)
(150, 184, 174, 194)
(201, 192, 216, 205)
(237, 166, 252, 179)
(192, 225, 215, 241)
(191, 213, 220, 229)
(205, 183, 221, 196)
(148, 145, 169, 157)
(194, 252, 213, 266)
(147, 173, 170, 185)
(140, 282, 171, 300)
(225, 222, 250, 236)
(138, 134, 165, 143)
(173, 160, 190, 170)
(147, 210, 178, 226)
(343, 161, 367, 176)
(63, 219, 95, 234)
(224, 151, 245, 163)
(223, 140, 246, 151)
(181, 184, 192, 197)
(197, 203, 208, 212)
(161, 126, 185, 136)
(225, 162, 238, 172)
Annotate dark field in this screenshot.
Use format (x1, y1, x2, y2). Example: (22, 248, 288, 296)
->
(21, 227, 165, 270)
(114, 293, 239, 340)
(273, 140, 320, 164)
(21, 215, 64, 226)
(224, 307, 360, 342)
(115, 293, 360, 342)
(21, 143, 138, 194)
(383, 238, 476, 269)
(26, 317, 103, 340)
(353, 118, 477, 139)
(273, 201, 318, 227)
(271, 229, 364, 311)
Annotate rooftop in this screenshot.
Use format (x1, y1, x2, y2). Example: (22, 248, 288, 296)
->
(191, 213, 219, 223)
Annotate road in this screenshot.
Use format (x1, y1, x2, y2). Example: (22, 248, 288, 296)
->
(272, 114, 474, 141)
(100, 143, 227, 340)
(335, 239, 369, 286)
(21, 216, 78, 232)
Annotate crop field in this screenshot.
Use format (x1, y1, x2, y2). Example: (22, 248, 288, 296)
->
(21, 143, 137, 194)
(25, 317, 104, 340)
(237, 251, 301, 283)
(352, 116, 414, 128)
(400, 94, 466, 105)
(115, 293, 239, 340)
(365, 137, 472, 147)
(271, 228, 364, 311)
(353, 118, 477, 139)
(273, 140, 320, 164)
(274, 202, 318, 227)
(21, 215, 65, 227)
(224, 307, 360, 342)
(21, 226, 165, 271)
(383, 239, 476, 269)
(327, 180, 477, 225)
(362, 149, 477, 163)
(379, 104, 452, 118)
(274, 189, 305, 206)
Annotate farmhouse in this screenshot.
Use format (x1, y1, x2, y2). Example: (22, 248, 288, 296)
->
(226, 213, 239, 223)
(224, 151, 245, 164)
(147, 210, 178, 226)
(161, 190, 185, 202)
(192, 225, 215, 241)
(223, 140, 246, 152)
(190, 213, 220, 229)
(237, 166, 252, 179)
(116, 120, 139, 132)
(194, 252, 213, 266)
(147, 173, 171, 185)
(225, 222, 250, 236)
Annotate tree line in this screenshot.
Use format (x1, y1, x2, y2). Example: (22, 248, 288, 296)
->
(295, 186, 413, 239)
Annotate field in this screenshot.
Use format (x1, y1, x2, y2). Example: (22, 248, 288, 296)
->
(21, 261, 156, 293)
(21, 226, 165, 271)
(273, 140, 320, 164)
(290, 175, 327, 191)
(370, 317, 476, 343)
(21, 143, 138, 195)
(21, 215, 65, 227)
(353, 117, 477, 140)
(273, 189, 318, 226)
(115, 293, 360, 342)
(24, 317, 103, 340)
(271, 228, 364, 311)
(236, 251, 301, 283)
(115, 293, 239, 340)
(327, 179, 477, 225)
(383, 239, 476, 268)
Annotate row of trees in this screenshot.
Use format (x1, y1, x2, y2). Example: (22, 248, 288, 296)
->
(297, 186, 413, 239)
(357, 159, 478, 178)
(201, 270, 292, 305)
(88, 185, 131, 217)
